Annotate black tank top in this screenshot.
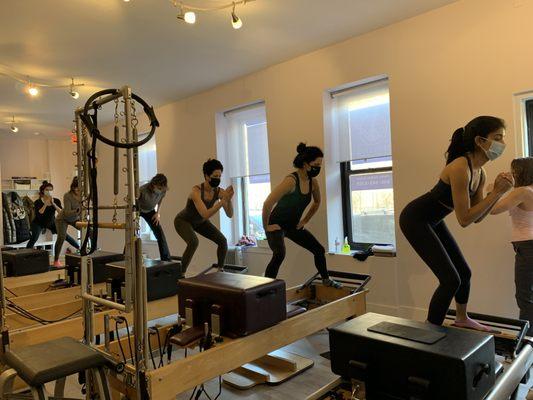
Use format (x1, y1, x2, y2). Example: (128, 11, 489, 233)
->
(429, 156, 482, 209)
(269, 172, 312, 229)
(177, 183, 220, 225)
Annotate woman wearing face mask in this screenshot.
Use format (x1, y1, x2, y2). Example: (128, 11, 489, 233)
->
(262, 143, 342, 288)
(174, 159, 234, 273)
(491, 157, 533, 336)
(53, 177, 82, 267)
(26, 181, 79, 256)
(400, 116, 514, 331)
(138, 174, 171, 261)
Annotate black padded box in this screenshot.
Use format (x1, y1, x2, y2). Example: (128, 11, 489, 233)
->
(178, 272, 287, 337)
(107, 259, 183, 302)
(329, 313, 496, 400)
(2, 249, 50, 276)
(65, 251, 125, 284)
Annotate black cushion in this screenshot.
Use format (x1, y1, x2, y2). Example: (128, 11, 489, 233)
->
(170, 326, 204, 347)
(286, 304, 307, 318)
(4, 337, 107, 386)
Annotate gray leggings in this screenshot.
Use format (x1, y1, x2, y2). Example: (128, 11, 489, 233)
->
(514, 240, 533, 336)
(174, 217, 227, 273)
(54, 218, 80, 261)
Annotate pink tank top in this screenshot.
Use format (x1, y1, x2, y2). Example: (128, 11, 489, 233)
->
(510, 206, 533, 242)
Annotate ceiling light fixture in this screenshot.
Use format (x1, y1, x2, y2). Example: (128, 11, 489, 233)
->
(231, 2, 242, 29)
(0, 66, 86, 101)
(9, 116, 18, 133)
(69, 78, 80, 99)
(184, 10, 196, 24)
(28, 83, 39, 97)
(172, 0, 253, 27)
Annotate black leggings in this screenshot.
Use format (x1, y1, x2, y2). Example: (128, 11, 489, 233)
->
(400, 208, 471, 325)
(265, 228, 329, 280)
(514, 240, 533, 336)
(140, 210, 171, 261)
(174, 217, 227, 273)
(27, 221, 78, 250)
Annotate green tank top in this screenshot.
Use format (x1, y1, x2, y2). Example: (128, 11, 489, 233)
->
(177, 183, 219, 226)
(269, 172, 312, 229)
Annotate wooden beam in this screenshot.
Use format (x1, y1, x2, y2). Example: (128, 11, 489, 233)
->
(8, 286, 84, 309)
(6, 300, 82, 330)
(5, 281, 56, 297)
(8, 296, 178, 349)
(5, 270, 62, 289)
(146, 290, 366, 400)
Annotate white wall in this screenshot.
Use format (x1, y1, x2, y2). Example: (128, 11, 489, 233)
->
(0, 136, 77, 249)
(0, 136, 76, 197)
(94, 0, 532, 320)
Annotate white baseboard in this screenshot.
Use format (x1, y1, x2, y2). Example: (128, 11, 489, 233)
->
(364, 303, 430, 322)
(366, 302, 399, 316)
(397, 305, 429, 322)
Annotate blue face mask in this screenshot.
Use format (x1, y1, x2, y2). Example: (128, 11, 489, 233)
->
(480, 138, 506, 161)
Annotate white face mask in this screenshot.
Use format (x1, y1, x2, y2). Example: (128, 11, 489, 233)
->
(45, 190, 53, 196)
(480, 138, 506, 161)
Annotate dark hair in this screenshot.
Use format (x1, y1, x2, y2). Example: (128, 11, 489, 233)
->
(293, 143, 324, 168)
(149, 173, 168, 189)
(39, 181, 53, 195)
(203, 159, 223, 177)
(70, 177, 79, 191)
(511, 157, 533, 187)
(446, 116, 505, 164)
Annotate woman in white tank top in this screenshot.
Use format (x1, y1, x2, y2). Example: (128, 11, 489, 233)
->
(491, 157, 533, 335)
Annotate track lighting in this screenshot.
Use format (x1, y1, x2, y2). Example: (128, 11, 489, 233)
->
(176, 3, 196, 24)
(69, 78, 80, 99)
(28, 84, 39, 97)
(171, 0, 253, 28)
(9, 116, 18, 133)
(231, 3, 242, 29)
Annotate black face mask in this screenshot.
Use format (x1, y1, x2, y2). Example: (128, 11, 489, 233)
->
(307, 166, 321, 178)
(209, 178, 221, 188)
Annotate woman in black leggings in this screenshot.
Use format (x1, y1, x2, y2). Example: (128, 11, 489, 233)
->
(174, 159, 234, 273)
(400, 116, 513, 330)
(263, 143, 341, 288)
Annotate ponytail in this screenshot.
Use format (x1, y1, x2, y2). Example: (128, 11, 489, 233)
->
(445, 116, 505, 165)
(445, 128, 467, 165)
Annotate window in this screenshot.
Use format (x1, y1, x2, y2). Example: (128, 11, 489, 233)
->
(217, 102, 270, 242)
(137, 134, 158, 241)
(526, 99, 533, 156)
(331, 79, 395, 247)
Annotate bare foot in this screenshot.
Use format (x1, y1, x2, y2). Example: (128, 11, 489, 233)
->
(453, 318, 500, 334)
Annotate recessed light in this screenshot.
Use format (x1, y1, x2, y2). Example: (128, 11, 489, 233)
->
(34, 132, 40, 135)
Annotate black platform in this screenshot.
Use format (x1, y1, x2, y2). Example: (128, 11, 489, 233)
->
(106, 258, 183, 301)
(330, 313, 496, 400)
(65, 251, 125, 284)
(2, 249, 50, 276)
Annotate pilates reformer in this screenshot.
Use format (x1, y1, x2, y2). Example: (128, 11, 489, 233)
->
(0, 86, 159, 400)
(306, 312, 533, 400)
(0, 86, 370, 400)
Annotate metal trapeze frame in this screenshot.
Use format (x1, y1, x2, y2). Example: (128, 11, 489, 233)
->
(75, 86, 148, 400)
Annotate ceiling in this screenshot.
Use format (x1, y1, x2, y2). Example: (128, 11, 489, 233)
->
(0, 0, 456, 138)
